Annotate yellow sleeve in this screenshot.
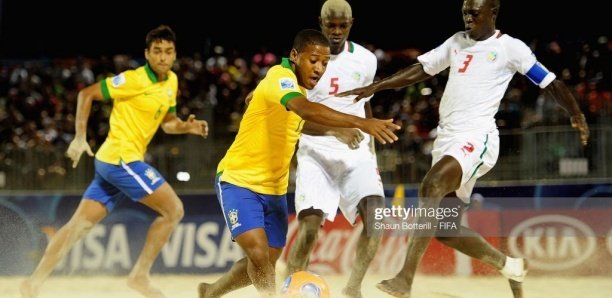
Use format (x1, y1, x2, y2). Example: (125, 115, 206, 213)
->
(100, 70, 143, 101)
(264, 68, 304, 108)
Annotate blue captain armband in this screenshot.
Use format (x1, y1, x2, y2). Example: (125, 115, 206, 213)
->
(526, 62, 555, 88)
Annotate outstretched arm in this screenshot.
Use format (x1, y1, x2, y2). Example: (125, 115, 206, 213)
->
(302, 121, 364, 149)
(544, 79, 589, 145)
(287, 97, 400, 144)
(65, 82, 104, 168)
(161, 113, 208, 137)
(337, 63, 432, 101)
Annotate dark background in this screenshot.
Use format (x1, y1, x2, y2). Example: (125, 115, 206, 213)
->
(0, 0, 609, 58)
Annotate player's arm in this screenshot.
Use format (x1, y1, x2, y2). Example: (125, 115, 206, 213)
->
(302, 121, 364, 149)
(543, 79, 589, 145)
(161, 112, 208, 138)
(337, 63, 432, 101)
(364, 101, 378, 155)
(65, 82, 105, 168)
(286, 96, 400, 144)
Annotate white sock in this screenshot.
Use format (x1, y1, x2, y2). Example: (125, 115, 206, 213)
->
(500, 256, 526, 282)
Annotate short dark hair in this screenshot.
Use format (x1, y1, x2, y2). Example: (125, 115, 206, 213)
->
(292, 29, 330, 52)
(145, 25, 176, 49)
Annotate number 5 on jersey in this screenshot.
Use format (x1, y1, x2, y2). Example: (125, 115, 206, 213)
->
(329, 77, 339, 95)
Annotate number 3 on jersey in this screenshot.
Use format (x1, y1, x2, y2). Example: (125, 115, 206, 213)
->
(458, 54, 474, 73)
(329, 77, 339, 95)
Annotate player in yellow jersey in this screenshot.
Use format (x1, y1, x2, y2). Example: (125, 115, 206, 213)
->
(199, 29, 400, 298)
(20, 25, 208, 298)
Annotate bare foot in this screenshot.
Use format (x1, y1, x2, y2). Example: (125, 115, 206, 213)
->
(20, 279, 39, 298)
(127, 274, 165, 298)
(198, 282, 220, 298)
(376, 278, 412, 298)
(341, 286, 363, 298)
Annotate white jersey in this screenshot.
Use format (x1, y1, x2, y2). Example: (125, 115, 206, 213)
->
(418, 30, 556, 133)
(294, 41, 383, 223)
(300, 41, 378, 150)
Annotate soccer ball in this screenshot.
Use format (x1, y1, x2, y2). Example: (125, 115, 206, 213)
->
(280, 270, 330, 298)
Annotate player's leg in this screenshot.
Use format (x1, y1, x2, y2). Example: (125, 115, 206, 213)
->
(436, 227, 526, 297)
(285, 208, 324, 276)
(200, 189, 288, 297)
(287, 148, 340, 277)
(128, 181, 183, 298)
(342, 195, 384, 298)
(199, 247, 283, 298)
(90, 160, 180, 297)
(435, 230, 528, 298)
(377, 156, 462, 297)
(21, 167, 114, 298)
(234, 229, 277, 297)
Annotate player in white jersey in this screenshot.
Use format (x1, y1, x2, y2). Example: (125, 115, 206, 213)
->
(285, 1, 385, 297)
(338, 0, 590, 297)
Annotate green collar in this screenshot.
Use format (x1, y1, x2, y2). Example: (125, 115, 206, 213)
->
(281, 57, 293, 72)
(347, 41, 355, 53)
(144, 63, 169, 83)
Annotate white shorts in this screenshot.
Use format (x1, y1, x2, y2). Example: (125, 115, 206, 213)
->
(294, 145, 384, 224)
(431, 129, 499, 203)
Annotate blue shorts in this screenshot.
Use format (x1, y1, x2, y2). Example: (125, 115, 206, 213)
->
(83, 159, 166, 211)
(215, 175, 288, 248)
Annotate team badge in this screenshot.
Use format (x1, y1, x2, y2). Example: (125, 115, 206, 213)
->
(279, 78, 295, 90)
(145, 168, 161, 185)
(352, 72, 361, 81)
(228, 209, 242, 230)
(487, 51, 497, 62)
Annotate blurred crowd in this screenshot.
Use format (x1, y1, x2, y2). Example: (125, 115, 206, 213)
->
(0, 35, 610, 187)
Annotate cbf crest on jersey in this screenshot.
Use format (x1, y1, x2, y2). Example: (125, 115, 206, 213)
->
(111, 73, 126, 87)
(279, 78, 295, 90)
(228, 209, 242, 230)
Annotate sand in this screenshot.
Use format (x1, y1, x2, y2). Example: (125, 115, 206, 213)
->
(2, 273, 611, 298)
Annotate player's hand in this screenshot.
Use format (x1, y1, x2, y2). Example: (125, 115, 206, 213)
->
(332, 128, 364, 150)
(570, 113, 589, 146)
(359, 118, 400, 144)
(186, 114, 208, 138)
(65, 137, 94, 168)
(336, 85, 377, 102)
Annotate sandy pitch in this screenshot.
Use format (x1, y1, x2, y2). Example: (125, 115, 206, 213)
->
(2, 273, 611, 298)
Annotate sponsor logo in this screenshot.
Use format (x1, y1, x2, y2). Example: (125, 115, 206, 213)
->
(145, 168, 161, 185)
(508, 214, 596, 271)
(279, 78, 295, 90)
(111, 74, 126, 87)
(228, 209, 241, 230)
(166, 88, 173, 97)
(283, 217, 409, 274)
(461, 142, 475, 156)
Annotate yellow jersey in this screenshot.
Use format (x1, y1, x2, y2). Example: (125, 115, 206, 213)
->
(218, 58, 305, 195)
(96, 64, 178, 164)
